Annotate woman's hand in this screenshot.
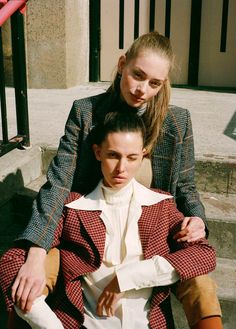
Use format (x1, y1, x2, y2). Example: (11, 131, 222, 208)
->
(11, 247, 47, 312)
(173, 216, 206, 242)
(96, 275, 125, 317)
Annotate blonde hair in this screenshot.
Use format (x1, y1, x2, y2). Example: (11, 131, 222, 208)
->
(110, 31, 174, 154)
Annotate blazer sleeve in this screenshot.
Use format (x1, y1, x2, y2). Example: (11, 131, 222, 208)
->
(17, 101, 83, 251)
(162, 199, 216, 281)
(174, 109, 208, 233)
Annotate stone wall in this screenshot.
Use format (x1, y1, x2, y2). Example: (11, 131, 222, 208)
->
(2, 0, 89, 88)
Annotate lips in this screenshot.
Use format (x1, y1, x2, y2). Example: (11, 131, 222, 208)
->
(130, 93, 144, 103)
(113, 175, 127, 183)
(113, 175, 126, 180)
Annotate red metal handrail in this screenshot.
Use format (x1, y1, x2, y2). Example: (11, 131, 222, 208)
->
(0, 0, 27, 26)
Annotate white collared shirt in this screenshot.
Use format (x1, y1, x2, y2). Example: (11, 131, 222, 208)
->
(66, 179, 179, 329)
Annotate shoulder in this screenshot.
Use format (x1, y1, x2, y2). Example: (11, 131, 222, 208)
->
(149, 187, 171, 196)
(67, 92, 108, 127)
(64, 192, 83, 205)
(149, 188, 174, 205)
(163, 105, 193, 140)
(73, 92, 107, 109)
(166, 105, 191, 123)
(133, 180, 173, 206)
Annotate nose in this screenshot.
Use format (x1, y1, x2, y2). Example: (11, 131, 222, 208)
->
(116, 158, 126, 173)
(136, 80, 148, 94)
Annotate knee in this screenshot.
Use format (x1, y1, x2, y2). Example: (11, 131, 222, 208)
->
(176, 275, 222, 326)
(176, 274, 217, 302)
(43, 248, 60, 295)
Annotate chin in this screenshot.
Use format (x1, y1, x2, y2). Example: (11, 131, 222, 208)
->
(111, 181, 129, 190)
(113, 183, 125, 189)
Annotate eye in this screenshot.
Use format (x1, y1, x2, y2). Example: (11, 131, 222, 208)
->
(132, 70, 143, 80)
(149, 80, 162, 89)
(128, 156, 138, 161)
(107, 151, 118, 158)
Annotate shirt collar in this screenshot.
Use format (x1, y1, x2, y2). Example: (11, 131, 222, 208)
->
(65, 179, 172, 211)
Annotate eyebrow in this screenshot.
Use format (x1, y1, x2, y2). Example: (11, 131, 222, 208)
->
(134, 66, 165, 82)
(107, 149, 140, 156)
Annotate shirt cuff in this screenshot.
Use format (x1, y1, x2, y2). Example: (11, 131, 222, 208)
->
(116, 256, 179, 292)
(116, 259, 157, 292)
(152, 255, 180, 286)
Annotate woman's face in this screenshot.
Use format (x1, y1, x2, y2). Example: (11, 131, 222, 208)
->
(93, 131, 145, 189)
(118, 51, 170, 108)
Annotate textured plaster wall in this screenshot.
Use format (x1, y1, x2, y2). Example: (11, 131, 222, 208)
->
(25, 0, 89, 88)
(65, 0, 89, 88)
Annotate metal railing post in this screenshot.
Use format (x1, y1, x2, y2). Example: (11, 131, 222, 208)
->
(0, 26, 8, 144)
(11, 10, 30, 146)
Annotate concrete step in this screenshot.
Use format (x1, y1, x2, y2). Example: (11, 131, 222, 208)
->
(212, 258, 236, 329)
(0, 146, 42, 207)
(172, 257, 236, 329)
(211, 258, 236, 300)
(195, 156, 236, 194)
(201, 192, 236, 259)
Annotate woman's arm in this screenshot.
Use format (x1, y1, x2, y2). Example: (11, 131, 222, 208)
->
(96, 198, 215, 316)
(9, 99, 82, 311)
(17, 100, 85, 251)
(11, 207, 66, 313)
(174, 109, 208, 237)
(11, 246, 47, 312)
(163, 198, 216, 280)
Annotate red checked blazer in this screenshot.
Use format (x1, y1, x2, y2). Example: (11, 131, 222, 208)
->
(49, 191, 216, 329)
(0, 190, 215, 329)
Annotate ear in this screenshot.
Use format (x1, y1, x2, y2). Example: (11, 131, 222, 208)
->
(92, 144, 101, 161)
(142, 148, 148, 157)
(118, 55, 126, 74)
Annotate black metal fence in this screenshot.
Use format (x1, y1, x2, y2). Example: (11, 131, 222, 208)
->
(0, 10, 29, 157)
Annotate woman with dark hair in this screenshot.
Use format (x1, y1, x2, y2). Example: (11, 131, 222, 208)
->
(1, 112, 216, 329)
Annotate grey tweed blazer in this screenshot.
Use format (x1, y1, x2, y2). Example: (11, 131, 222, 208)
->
(20, 92, 206, 250)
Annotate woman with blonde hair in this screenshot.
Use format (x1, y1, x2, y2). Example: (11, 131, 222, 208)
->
(0, 31, 222, 329)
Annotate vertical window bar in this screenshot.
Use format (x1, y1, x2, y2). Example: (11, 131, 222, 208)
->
(119, 0, 124, 49)
(0, 27, 9, 144)
(220, 0, 229, 52)
(188, 0, 202, 86)
(89, 0, 101, 81)
(134, 0, 140, 39)
(165, 0, 171, 38)
(149, 0, 156, 31)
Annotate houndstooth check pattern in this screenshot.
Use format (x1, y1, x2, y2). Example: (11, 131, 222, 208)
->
(0, 191, 216, 329)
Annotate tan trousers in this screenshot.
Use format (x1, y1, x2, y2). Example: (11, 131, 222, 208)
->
(43, 248, 221, 326)
(42, 248, 60, 296)
(176, 275, 222, 326)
